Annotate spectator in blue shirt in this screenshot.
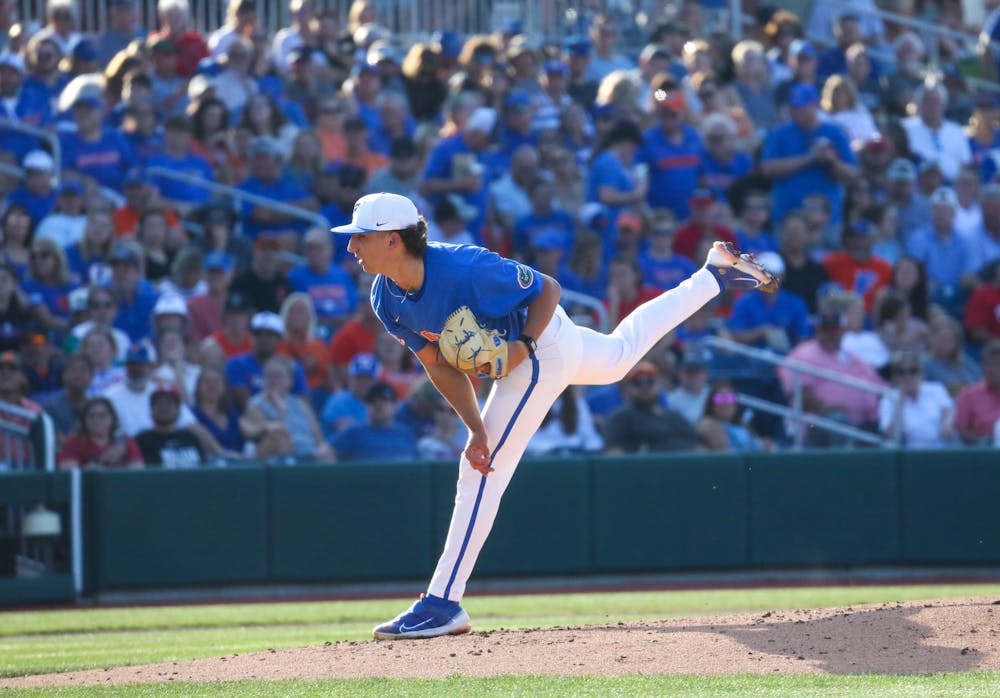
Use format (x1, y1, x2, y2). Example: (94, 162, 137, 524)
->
(22, 237, 77, 336)
(906, 187, 973, 299)
(761, 83, 857, 225)
(238, 135, 318, 243)
(118, 96, 164, 165)
(5, 150, 57, 224)
(107, 241, 159, 343)
(513, 177, 576, 259)
(586, 119, 646, 241)
(700, 112, 753, 200)
(499, 91, 538, 159)
(60, 91, 138, 193)
(225, 311, 307, 411)
(0, 52, 53, 160)
(145, 114, 214, 215)
(321, 352, 381, 439)
(642, 78, 702, 220)
(733, 190, 779, 255)
(330, 381, 418, 462)
(638, 211, 696, 292)
(287, 227, 358, 331)
(728, 252, 811, 352)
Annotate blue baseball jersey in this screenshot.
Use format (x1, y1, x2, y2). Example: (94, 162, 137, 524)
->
(372, 242, 543, 354)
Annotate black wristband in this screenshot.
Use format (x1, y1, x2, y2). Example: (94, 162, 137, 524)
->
(518, 334, 537, 354)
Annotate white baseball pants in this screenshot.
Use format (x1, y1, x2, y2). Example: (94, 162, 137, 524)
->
(427, 268, 721, 601)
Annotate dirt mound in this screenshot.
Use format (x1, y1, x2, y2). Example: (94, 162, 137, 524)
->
(4, 597, 999, 688)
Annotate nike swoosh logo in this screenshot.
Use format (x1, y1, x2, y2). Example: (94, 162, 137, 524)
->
(398, 618, 436, 632)
(376, 221, 389, 227)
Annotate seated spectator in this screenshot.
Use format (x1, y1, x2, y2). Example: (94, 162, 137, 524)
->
(512, 177, 574, 259)
(605, 256, 660, 327)
(22, 237, 76, 336)
(136, 383, 213, 468)
(0, 203, 35, 280)
(878, 350, 956, 448)
(191, 366, 244, 455)
(80, 327, 125, 396)
(955, 340, 1000, 445)
(366, 136, 423, 200)
(666, 346, 712, 425)
(105, 342, 197, 437)
(151, 328, 200, 404)
(585, 120, 647, 241)
(732, 191, 778, 256)
(964, 184, 1000, 278)
(728, 252, 810, 352)
(147, 36, 188, 117)
(0, 52, 52, 161)
(108, 241, 159, 343)
(200, 291, 254, 362)
(699, 112, 752, 201)
(526, 385, 603, 456)
(638, 212, 695, 292)
(672, 189, 736, 263)
(696, 380, 761, 452)
(188, 252, 234, 343)
(225, 311, 307, 411)
(374, 330, 421, 399)
(416, 393, 465, 462)
(21, 331, 63, 401)
(603, 361, 699, 454)
(330, 381, 417, 462)
(778, 305, 887, 443)
(5, 150, 57, 224)
(0, 262, 31, 352)
(66, 204, 118, 288)
(34, 181, 87, 249)
(490, 144, 540, 238)
(822, 222, 894, 314)
(321, 351, 380, 438)
(65, 287, 128, 363)
(287, 227, 358, 330)
(729, 40, 779, 133)
(59, 89, 138, 193)
(427, 197, 476, 247)
(341, 115, 388, 178)
(327, 274, 380, 387)
(44, 351, 93, 442)
(57, 397, 143, 470)
(237, 135, 317, 245)
(821, 74, 879, 148)
(240, 355, 333, 461)
(210, 36, 258, 114)
(278, 292, 331, 401)
(111, 171, 181, 238)
(396, 377, 447, 442)
(228, 235, 292, 314)
(923, 314, 982, 398)
(902, 80, 970, 183)
(964, 260, 1000, 345)
(146, 115, 214, 215)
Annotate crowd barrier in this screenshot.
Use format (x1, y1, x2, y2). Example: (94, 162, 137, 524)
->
(1, 448, 998, 606)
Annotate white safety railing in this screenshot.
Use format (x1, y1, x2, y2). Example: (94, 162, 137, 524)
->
(0, 119, 62, 186)
(143, 166, 330, 232)
(701, 335, 903, 450)
(561, 288, 609, 333)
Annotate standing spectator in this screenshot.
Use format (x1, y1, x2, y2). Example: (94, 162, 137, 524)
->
(697, 379, 761, 452)
(965, 261, 1000, 345)
(923, 315, 982, 398)
(641, 80, 702, 221)
(902, 80, 971, 182)
(135, 384, 208, 467)
(187, 252, 233, 343)
(329, 381, 416, 462)
(149, 0, 209, 78)
(879, 350, 955, 448)
(822, 222, 894, 314)
(108, 242, 159, 343)
(604, 361, 699, 454)
(761, 83, 857, 227)
(954, 339, 1000, 445)
(44, 353, 93, 443)
(57, 397, 143, 470)
(240, 355, 333, 461)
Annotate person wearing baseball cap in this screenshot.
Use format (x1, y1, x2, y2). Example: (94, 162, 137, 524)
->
(643, 74, 701, 221)
(332, 188, 775, 639)
(319, 352, 383, 438)
(905, 187, 966, 293)
(328, 380, 417, 462)
(5, 150, 57, 223)
(135, 382, 208, 468)
(603, 360, 700, 454)
(761, 80, 857, 226)
(224, 310, 307, 410)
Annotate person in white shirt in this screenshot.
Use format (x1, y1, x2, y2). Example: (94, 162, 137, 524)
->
(821, 74, 879, 148)
(104, 343, 196, 437)
(35, 182, 87, 248)
(207, 0, 258, 57)
(879, 350, 956, 448)
(271, 0, 315, 73)
(902, 79, 972, 182)
(953, 165, 984, 241)
(526, 386, 603, 455)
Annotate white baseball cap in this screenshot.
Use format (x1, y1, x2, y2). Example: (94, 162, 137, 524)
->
(331, 192, 419, 234)
(23, 150, 55, 171)
(929, 186, 958, 209)
(153, 293, 189, 317)
(465, 107, 497, 134)
(250, 311, 284, 335)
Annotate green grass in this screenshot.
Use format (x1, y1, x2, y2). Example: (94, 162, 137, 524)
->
(6, 673, 1000, 697)
(0, 584, 997, 688)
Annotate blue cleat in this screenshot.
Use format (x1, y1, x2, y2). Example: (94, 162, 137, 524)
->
(373, 593, 472, 640)
(704, 241, 779, 293)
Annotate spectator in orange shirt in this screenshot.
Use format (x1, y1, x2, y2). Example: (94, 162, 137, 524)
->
(113, 171, 180, 238)
(278, 292, 331, 395)
(199, 291, 254, 365)
(672, 188, 737, 262)
(821, 221, 893, 313)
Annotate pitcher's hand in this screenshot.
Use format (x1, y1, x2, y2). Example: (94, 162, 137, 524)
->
(464, 429, 493, 476)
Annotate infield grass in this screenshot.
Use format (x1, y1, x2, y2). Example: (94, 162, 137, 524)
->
(1, 584, 997, 687)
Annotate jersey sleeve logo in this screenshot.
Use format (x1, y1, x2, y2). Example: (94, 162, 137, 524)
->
(517, 265, 534, 289)
(420, 330, 441, 342)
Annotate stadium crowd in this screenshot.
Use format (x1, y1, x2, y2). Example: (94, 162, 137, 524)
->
(0, 0, 999, 469)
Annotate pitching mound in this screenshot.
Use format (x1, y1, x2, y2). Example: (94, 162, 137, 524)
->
(4, 597, 999, 688)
